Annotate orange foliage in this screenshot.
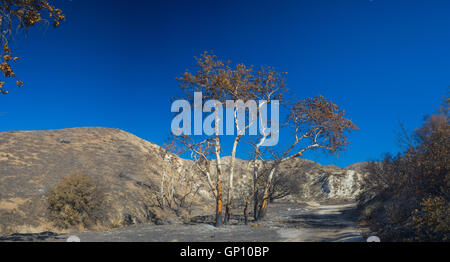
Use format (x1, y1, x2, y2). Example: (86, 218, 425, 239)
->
(0, 0, 65, 95)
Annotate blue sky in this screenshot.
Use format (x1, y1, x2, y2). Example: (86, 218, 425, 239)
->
(0, 0, 449, 167)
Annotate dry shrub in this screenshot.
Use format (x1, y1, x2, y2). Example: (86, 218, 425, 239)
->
(358, 94, 449, 241)
(47, 173, 105, 229)
(0, 210, 20, 236)
(108, 216, 125, 229)
(411, 196, 450, 241)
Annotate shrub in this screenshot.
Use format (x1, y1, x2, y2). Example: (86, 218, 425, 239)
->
(411, 196, 450, 241)
(47, 173, 105, 229)
(358, 94, 449, 241)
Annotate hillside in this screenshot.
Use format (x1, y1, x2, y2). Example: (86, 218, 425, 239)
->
(0, 127, 367, 235)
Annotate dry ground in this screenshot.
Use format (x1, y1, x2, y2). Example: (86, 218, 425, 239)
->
(0, 201, 367, 242)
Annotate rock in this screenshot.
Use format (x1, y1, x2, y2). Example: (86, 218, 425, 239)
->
(58, 138, 71, 144)
(223, 157, 367, 202)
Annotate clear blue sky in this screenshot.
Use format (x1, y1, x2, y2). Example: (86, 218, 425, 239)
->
(0, 0, 449, 167)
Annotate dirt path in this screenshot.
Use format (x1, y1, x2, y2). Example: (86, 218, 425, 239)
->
(271, 202, 366, 242)
(0, 202, 367, 242)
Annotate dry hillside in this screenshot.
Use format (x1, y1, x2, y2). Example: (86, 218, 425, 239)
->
(0, 127, 366, 235)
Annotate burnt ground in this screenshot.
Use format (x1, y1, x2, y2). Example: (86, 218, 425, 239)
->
(0, 201, 367, 242)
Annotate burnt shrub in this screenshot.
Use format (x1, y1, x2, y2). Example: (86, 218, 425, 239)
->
(358, 95, 449, 241)
(47, 173, 105, 229)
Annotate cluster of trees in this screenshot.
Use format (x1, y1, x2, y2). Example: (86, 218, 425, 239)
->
(358, 94, 449, 241)
(173, 52, 357, 226)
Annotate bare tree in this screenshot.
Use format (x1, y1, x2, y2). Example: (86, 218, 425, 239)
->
(175, 52, 285, 226)
(175, 53, 229, 226)
(252, 95, 358, 220)
(268, 171, 294, 202)
(155, 140, 202, 215)
(222, 66, 286, 224)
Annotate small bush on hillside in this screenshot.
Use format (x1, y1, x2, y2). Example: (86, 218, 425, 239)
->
(47, 173, 105, 229)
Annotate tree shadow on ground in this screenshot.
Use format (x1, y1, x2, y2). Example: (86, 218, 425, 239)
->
(321, 232, 363, 242)
(189, 214, 253, 225)
(0, 231, 64, 242)
(286, 205, 357, 229)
